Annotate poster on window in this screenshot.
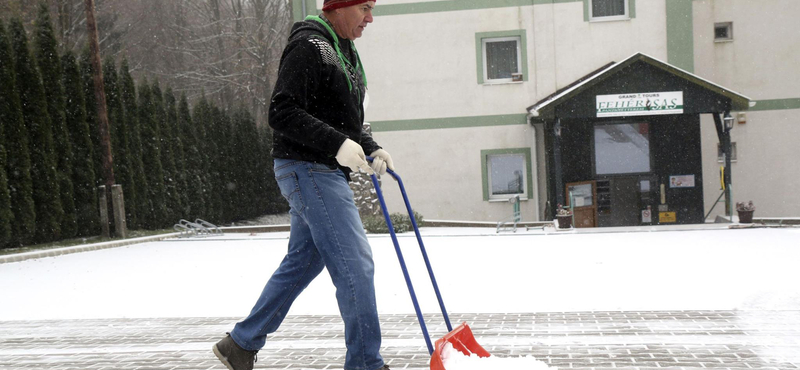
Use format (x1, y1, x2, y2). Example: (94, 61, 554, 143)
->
(669, 175, 695, 188)
(596, 91, 684, 117)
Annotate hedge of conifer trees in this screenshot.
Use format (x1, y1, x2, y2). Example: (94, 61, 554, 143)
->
(0, 6, 285, 249)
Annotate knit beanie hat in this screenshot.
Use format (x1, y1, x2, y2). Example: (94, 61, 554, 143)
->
(322, 0, 374, 11)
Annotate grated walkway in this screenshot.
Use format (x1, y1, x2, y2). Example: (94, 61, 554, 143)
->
(2, 310, 800, 369)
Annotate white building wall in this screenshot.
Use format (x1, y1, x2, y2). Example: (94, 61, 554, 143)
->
(353, 1, 674, 222)
(694, 0, 800, 218)
(371, 124, 537, 222)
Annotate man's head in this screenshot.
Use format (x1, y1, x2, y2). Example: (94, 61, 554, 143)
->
(322, 0, 376, 40)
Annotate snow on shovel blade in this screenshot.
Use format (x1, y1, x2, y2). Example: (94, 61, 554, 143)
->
(430, 322, 491, 370)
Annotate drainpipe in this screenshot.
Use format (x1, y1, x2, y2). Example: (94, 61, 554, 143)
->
(527, 113, 541, 221)
(553, 118, 564, 218)
(302, 0, 307, 18)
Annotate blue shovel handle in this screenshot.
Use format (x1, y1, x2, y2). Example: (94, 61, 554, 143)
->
(365, 156, 453, 355)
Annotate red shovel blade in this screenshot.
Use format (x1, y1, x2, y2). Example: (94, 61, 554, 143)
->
(430, 322, 491, 370)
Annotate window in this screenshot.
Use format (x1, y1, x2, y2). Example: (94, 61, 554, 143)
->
(481, 148, 533, 201)
(594, 122, 651, 175)
(475, 30, 528, 84)
(483, 37, 521, 82)
(589, 0, 629, 21)
(714, 22, 733, 42)
(717, 142, 738, 162)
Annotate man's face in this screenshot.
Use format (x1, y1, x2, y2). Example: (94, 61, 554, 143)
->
(334, 1, 375, 40)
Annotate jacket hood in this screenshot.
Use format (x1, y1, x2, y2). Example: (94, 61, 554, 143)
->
(289, 16, 335, 44)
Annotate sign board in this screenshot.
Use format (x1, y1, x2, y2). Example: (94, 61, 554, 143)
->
(642, 209, 652, 223)
(669, 175, 695, 188)
(596, 91, 684, 117)
(659, 211, 677, 223)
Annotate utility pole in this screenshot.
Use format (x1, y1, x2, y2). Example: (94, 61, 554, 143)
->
(84, 0, 126, 238)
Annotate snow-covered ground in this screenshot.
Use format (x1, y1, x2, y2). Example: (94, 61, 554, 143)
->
(1, 226, 799, 321)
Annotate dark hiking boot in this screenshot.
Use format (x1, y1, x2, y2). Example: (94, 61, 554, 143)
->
(212, 334, 257, 370)
(374, 365, 391, 370)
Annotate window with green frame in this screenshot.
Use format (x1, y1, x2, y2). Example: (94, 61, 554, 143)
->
(584, 0, 636, 21)
(475, 30, 528, 84)
(481, 148, 533, 201)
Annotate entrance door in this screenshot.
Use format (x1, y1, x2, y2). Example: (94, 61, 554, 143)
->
(596, 176, 656, 227)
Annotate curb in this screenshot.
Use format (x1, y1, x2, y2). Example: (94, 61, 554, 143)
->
(0, 232, 181, 264)
(0, 225, 291, 265)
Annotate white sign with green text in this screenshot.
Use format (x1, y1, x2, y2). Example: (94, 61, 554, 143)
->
(596, 91, 684, 117)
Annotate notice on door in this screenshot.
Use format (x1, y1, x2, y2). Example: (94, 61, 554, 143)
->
(669, 175, 695, 188)
(659, 211, 677, 223)
(596, 91, 684, 117)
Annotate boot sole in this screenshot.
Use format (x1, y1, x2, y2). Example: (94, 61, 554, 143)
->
(212, 343, 235, 370)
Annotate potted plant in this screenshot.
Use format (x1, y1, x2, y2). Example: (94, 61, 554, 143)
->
(736, 201, 755, 223)
(556, 204, 573, 229)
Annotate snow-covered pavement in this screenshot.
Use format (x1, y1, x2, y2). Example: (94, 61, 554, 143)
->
(1, 225, 800, 370)
(1, 225, 798, 321)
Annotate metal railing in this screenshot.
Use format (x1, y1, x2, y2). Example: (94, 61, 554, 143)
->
(173, 219, 223, 238)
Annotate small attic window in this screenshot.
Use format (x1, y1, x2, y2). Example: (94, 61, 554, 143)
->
(715, 22, 733, 42)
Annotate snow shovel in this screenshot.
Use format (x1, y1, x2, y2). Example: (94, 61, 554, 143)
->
(366, 157, 491, 370)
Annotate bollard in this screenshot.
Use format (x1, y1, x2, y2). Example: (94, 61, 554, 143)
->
(98, 185, 110, 238)
(111, 184, 127, 239)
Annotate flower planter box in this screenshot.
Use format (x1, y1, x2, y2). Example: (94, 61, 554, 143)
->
(556, 215, 573, 229)
(737, 210, 754, 223)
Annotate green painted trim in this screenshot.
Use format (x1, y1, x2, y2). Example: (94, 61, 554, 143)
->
(665, 0, 694, 72)
(375, 0, 581, 17)
(370, 113, 527, 132)
(749, 98, 800, 111)
(583, 0, 636, 22)
(481, 148, 534, 201)
(583, 0, 589, 20)
(475, 30, 529, 84)
(293, 0, 319, 21)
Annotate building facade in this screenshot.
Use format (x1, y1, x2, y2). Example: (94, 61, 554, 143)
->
(291, 0, 800, 224)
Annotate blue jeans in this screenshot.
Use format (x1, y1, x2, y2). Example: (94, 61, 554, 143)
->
(231, 159, 384, 370)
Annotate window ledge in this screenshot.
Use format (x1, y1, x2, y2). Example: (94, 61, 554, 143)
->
(714, 39, 734, 43)
(589, 16, 631, 23)
(489, 197, 529, 203)
(482, 80, 525, 86)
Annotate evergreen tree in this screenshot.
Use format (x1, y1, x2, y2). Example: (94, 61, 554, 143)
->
(103, 56, 135, 229)
(192, 95, 213, 219)
(165, 88, 190, 218)
(80, 48, 103, 187)
(34, 3, 77, 239)
(179, 93, 205, 219)
(258, 124, 284, 214)
(0, 107, 10, 248)
(206, 106, 226, 222)
(232, 107, 262, 219)
(119, 60, 147, 229)
(151, 80, 181, 224)
(0, 20, 29, 247)
(137, 79, 168, 229)
(61, 51, 99, 237)
(9, 18, 63, 243)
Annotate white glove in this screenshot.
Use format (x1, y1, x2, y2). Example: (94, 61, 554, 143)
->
(336, 139, 374, 175)
(369, 149, 394, 176)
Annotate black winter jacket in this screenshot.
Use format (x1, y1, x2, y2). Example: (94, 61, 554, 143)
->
(268, 15, 381, 170)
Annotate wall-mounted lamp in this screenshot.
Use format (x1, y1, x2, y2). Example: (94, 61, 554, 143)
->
(723, 111, 734, 131)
